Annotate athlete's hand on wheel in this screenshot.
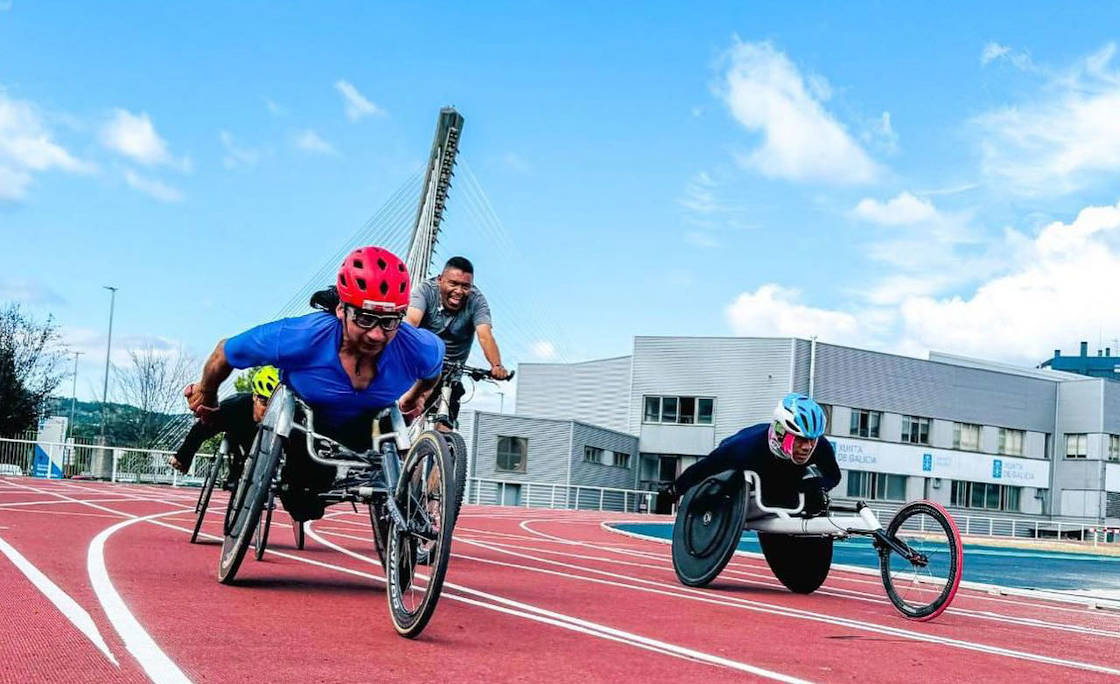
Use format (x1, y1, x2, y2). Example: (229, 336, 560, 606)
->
(490, 364, 510, 380)
(803, 488, 830, 516)
(184, 382, 219, 423)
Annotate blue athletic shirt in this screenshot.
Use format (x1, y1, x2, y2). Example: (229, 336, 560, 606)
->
(223, 312, 444, 428)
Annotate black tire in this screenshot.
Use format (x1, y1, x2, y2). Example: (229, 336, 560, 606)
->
(671, 471, 746, 587)
(254, 492, 274, 561)
(370, 501, 415, 592)
(218, 429, 282, 584)
(292, 517, 305, 550)
(758, 533, 833, 594)
(879, 500, 963, 621)
(386, 431, 457, 638)
(444, 431, 469, 517)
(190, 458, 222, 544)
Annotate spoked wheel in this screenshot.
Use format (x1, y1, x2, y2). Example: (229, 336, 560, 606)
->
(218, 429, 283, 584)
(671, 471, 746, 587)
(253, 492, 274, 560)
(190, 457, 223, 543)
(370, 501, 416, 592)
(385, 430, 457, 638)
(292, 517, 305, 550)
(878, 500, 963, 620)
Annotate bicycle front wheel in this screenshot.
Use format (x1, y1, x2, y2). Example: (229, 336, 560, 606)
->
(878, 500, 963, 620)
(386, 431, 457, 638)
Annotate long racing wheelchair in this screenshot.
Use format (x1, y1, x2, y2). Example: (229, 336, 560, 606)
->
(671, 469, 963, 620)
(217, 384, 460, 638)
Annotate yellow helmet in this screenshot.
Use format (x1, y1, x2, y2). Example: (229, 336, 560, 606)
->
(251, 366, 280, 399)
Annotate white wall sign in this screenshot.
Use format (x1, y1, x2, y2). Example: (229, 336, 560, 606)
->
(829, 436, 1050, 487)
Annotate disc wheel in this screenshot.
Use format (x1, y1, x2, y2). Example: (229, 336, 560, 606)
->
(385, 431, 457, 638)
(671, 471, 746, 587)
(218, 429, 282, 584)
(190, 457, 223, 543)
(253, 492, 274, 560)
(879, 500, 963, 621)
(758, 533, 833, 594)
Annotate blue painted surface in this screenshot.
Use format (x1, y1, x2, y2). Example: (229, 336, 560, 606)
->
(614, 522, 1120, 592)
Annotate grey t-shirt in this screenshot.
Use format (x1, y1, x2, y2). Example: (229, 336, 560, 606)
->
(410, 277, 491, 363)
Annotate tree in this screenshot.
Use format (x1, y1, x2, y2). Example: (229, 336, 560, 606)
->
(232, 367, 260, 394)
(0, 303, 67, 435)
(112, 344, 195, 447)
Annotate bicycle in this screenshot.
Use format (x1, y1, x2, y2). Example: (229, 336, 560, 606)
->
(670, 469, 963, 621)
(218, 383, 460, 638)
(407, 360, 514, 523)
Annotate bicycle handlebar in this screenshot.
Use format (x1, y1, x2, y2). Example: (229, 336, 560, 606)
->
(445, 361, 515, 383)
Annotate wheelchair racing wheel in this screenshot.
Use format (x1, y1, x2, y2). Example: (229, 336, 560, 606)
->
(671, 470, 747, 587)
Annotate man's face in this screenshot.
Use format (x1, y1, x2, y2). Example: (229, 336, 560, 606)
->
(252, 395, 269, 422)
(336, 305, 399, 356)
(791, 437, 817, 465)
(437, 268, 473, 311)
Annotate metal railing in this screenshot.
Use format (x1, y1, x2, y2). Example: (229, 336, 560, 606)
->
(465, 477, 656, 513)
(0, 435, 217, 486)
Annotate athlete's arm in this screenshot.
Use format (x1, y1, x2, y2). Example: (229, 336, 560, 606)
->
(476, 324, 508, 379)
(404, 306, 424, 328)
(170, 418, 222, 472)
(399, 375, 441, 415)
(187, 340, 233, 421)
(815, 439, 841, 491)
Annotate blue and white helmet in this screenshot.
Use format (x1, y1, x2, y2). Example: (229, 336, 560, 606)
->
(768, 393, 827, 463)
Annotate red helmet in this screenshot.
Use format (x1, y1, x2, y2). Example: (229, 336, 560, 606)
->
(336, 246, 410, 312)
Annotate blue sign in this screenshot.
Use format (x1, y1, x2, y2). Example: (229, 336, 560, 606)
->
(992, 459, 1003, 479)
(922, 453, 932, 472)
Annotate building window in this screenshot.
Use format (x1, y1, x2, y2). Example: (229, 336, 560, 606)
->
(998, 428, 1024, 456)
(642, 396, 715, 425)
(496, 436, 527, 472)
(1109, 435, 1120, 462)
(951, 480, 1021, 512)
(583, 446, 603, 464)
(953, 422, 981, 451)
(614, 452, 632, 469)
(1065, 433, 1088, 459)
(845, 470, 906, 501)
(849, 409, 881, 439)
(901, 416, 930, 445)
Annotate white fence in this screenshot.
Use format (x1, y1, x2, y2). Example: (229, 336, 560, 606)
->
(0, 435, 217, 486)
(465, 477, 656, 514)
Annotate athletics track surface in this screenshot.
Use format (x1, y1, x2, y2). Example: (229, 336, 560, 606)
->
(1, 477, 1118, 683)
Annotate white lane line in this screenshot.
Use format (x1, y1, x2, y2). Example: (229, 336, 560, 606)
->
(449, 535, 1120, 676)
(88, 510, 192, 684)
(303, 519, 810, 683)
(0, 535, 119, 665)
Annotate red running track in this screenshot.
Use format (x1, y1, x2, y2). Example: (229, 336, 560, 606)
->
(1, 476, 1118, 683)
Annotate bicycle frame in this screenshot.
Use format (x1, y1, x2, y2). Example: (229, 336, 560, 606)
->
(740, 470, 883, 537)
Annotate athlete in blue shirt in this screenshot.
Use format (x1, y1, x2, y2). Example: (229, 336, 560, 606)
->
(186, 246, 445, 520)
(660, 394, 840, 515)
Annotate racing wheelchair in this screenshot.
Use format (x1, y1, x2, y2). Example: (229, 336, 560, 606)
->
(217, 384, 461, 638)
(670, 469, 963, 620)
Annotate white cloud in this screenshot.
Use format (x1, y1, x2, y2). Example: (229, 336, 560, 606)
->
(853, 192, 938, 225)
(0, 90, 94, 200)
(334, 80, 385, 121)
(0, 277, 65, 305)
(294, 129, 337, 155)
(717, 39, 878, 184)
(726, 284, 869, 346)
(530, 340, 556, 360)
(726, 200, 1120, 366)
(124, 169, 183, 202)
(100, 109, 189, 170)
(981, 42, 1011, 65)
(219, 130, 259, 169)
(975, 43, 1120, 195)
(980, 42, 1033, 70)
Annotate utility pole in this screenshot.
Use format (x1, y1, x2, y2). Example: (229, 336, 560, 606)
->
(100, 286, 118, 443)
(68, 351, 83, 440)
(498, 391, 505, 414)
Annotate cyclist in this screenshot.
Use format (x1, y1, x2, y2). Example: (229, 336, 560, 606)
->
(659, 393, 840, 515)
(186, 246, 445, 521)
(169, 366, 280, 485)
(404, 256, 508, 426)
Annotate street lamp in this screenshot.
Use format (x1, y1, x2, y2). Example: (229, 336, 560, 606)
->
(100, 286, 118, 443)
(68, 351, 83, 441)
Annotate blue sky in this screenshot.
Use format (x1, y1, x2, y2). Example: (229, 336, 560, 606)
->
(5, 2, 1120, 406)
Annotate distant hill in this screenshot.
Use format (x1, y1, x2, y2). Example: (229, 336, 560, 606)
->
(44, 397, 190, 447)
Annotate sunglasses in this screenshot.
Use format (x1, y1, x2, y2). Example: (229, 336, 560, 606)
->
(348, 307, 404, 331)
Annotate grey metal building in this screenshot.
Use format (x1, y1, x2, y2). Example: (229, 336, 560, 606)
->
(491, 336, 1120, 522)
